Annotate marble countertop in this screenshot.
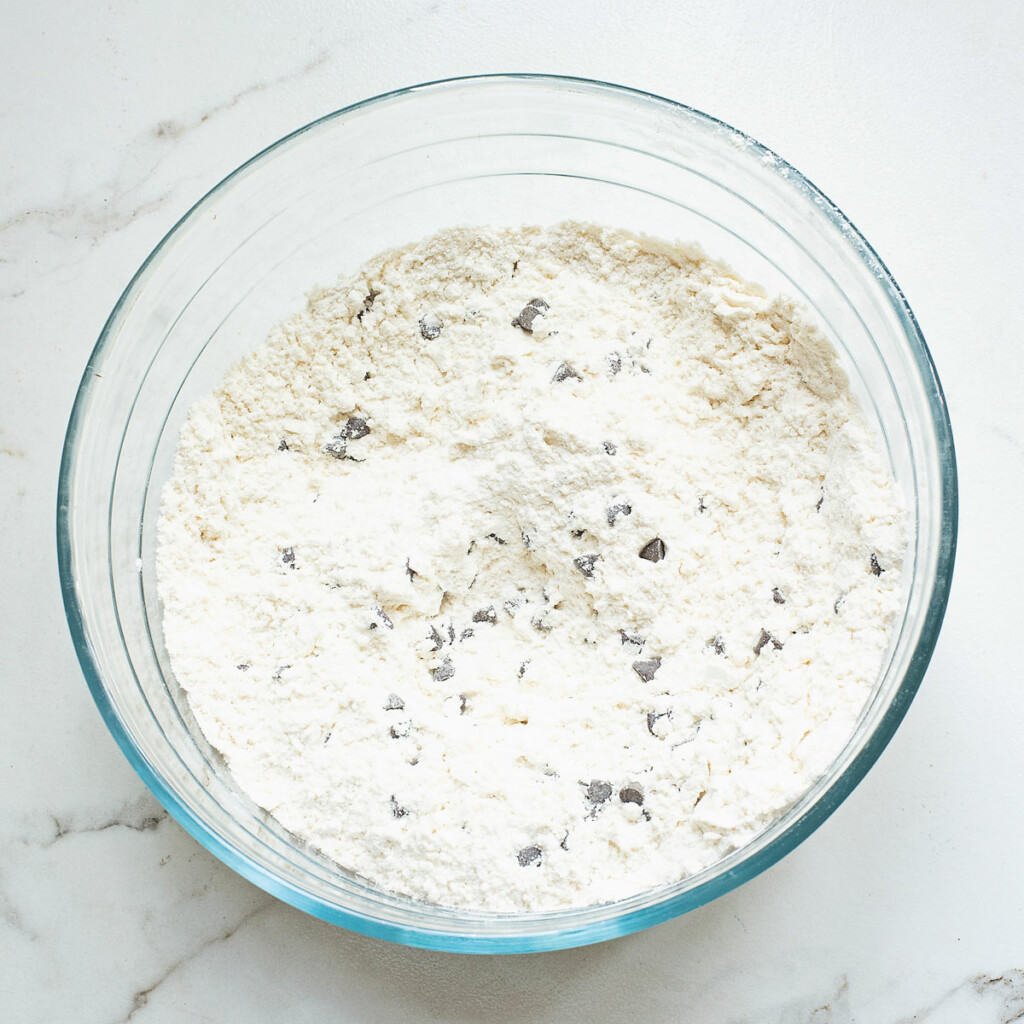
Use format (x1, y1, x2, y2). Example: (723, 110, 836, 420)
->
(3, 1, 1022, 1020)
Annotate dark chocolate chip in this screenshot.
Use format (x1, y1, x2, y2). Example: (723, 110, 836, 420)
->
(619, 629, 645, 650)
(236, 663, 250, 672)
(632, 657, 662, 682)
(586, 780, 613, 804)
(608, 352, 622, 376)
(639, 538, 667, 562)
(602, 441, 617, 455)
(816, 491, 825, 513)
(646, 709, 671, 736)
(390, 795, 408, 818)
(511, 297, 549, 333)
(619, 786, 644, 806)
(485, 532, 507, 545)
(560, 832, 569, 851)
(458, 694, 468, 714)
(573, 553, 601, 578)
(418, 314, 442, 341)
(530, 613, 552, 633)
(447, 624, 456, 644)
(372, 606, 394, 630)
(432, 657, 455, 682)
(521, 530, 532, 549)
(278, 439, 290, 451)
(405, 559, 418, 582)
(460, 628, 474, 641)
(552, 362, 582, 383)
(344, 416, 370, 440)
(271, 664, 291, 682)
(281, 547, 296, 567)
(606, 502, 632, 526)
(772, 587, 786, 604)
(323, 435, 348, 459)
(322, 730, 332, 745)
(517, 845, 542, 867)
(753, 628, 783, 656)
(570, 528, 585, 539)
(356, 289, 379, 322)
(384, 693, 405, 711)
(870, 553, 884, 576)
(697, 495, 707, 514)
(834, 594, 846, 615)
(511, 259, 520, 276)
(389, 720, 411, 739)
(427, 625, 445, 651)
(707, 634, 726, 656)
(518, 660, 530, 679)
(472, 606, 497, 624)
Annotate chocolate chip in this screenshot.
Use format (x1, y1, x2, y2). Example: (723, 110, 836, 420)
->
(816, 490, 825, 513)
(472, 606, 497, 624)
(570, 528, 585, 539)
(460, 628, 474, 641)
(278, 439, 290, 451)
(389, 720, 411, 739)
(371, 606, 393, 630)
(560, 833, 569, 851)
(753, 628, 783, 656)
(447, 624, 456, 644)
(344, 416, 370, 440)
(639, 538, 667, 562)
(418, 314, 442, 341)
(772, 587, 786, 604)
(271, 664, 291, 682)
(405, 559, 418, 582)
(511, 259, 520, 276)
(432, 657, 455, 682)
(834, 594, 846, 615)
(606, 503, 632, 526)
(870, 553, 884, 576)
(517, 845, 542, 867)
(646, 709, 671, 736)
(530, 613, 552, 633)
(573, 553, 601, 578)
(602, 441, 617, 455)
(427, 625, 445, 651)
(619, 629, 645, 650)
(707, 634, 726, 656)
(552, 362, 582, 383)
(586, 780, 613, 804)
(459, 694, 468, 714)
(485, 532, 507, 545)
(236, 663, 250, 672)
(384, 694, 405, 711)
(281, 547, 296, 567)
(632, 657, 662, 682)
(619, 786, 644, 806)
(697, 494, 707, 514)
(511, 297, 549, 333)
(608, 352, 622, 376)
(518, 660, 530, 679)
(503, 598, 523, 616)
(323, 435, 348, 459)
(390, 795, 408, 818)
(356, 288, 379, 322)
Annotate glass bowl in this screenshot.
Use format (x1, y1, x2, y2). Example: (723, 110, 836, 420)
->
(57, 74, 957, 953)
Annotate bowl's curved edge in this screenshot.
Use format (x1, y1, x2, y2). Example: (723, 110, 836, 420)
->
(56, 72, 958, 954)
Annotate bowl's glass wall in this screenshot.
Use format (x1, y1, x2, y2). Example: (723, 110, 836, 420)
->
(59, 76, 955, 952)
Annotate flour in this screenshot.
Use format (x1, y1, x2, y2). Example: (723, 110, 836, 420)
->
(156, 223, 905, 912)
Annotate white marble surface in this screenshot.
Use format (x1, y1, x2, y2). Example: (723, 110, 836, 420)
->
(2, 1, 1022, 1020)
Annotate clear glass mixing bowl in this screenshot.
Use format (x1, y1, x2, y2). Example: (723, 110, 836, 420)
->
(57, 75, 957, 953)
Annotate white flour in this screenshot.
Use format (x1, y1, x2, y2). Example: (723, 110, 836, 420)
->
(157, 223, 905, 912)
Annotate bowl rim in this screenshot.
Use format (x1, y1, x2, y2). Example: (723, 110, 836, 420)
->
(56, 72, 958, 953)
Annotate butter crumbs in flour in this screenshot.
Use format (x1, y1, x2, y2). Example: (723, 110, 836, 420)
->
(156, 223, 905, 911)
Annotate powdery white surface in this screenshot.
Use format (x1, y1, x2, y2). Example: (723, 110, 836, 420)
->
(156, 223, 904, 912)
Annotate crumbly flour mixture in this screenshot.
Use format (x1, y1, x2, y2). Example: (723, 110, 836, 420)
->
(157, 223, 904, 912)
